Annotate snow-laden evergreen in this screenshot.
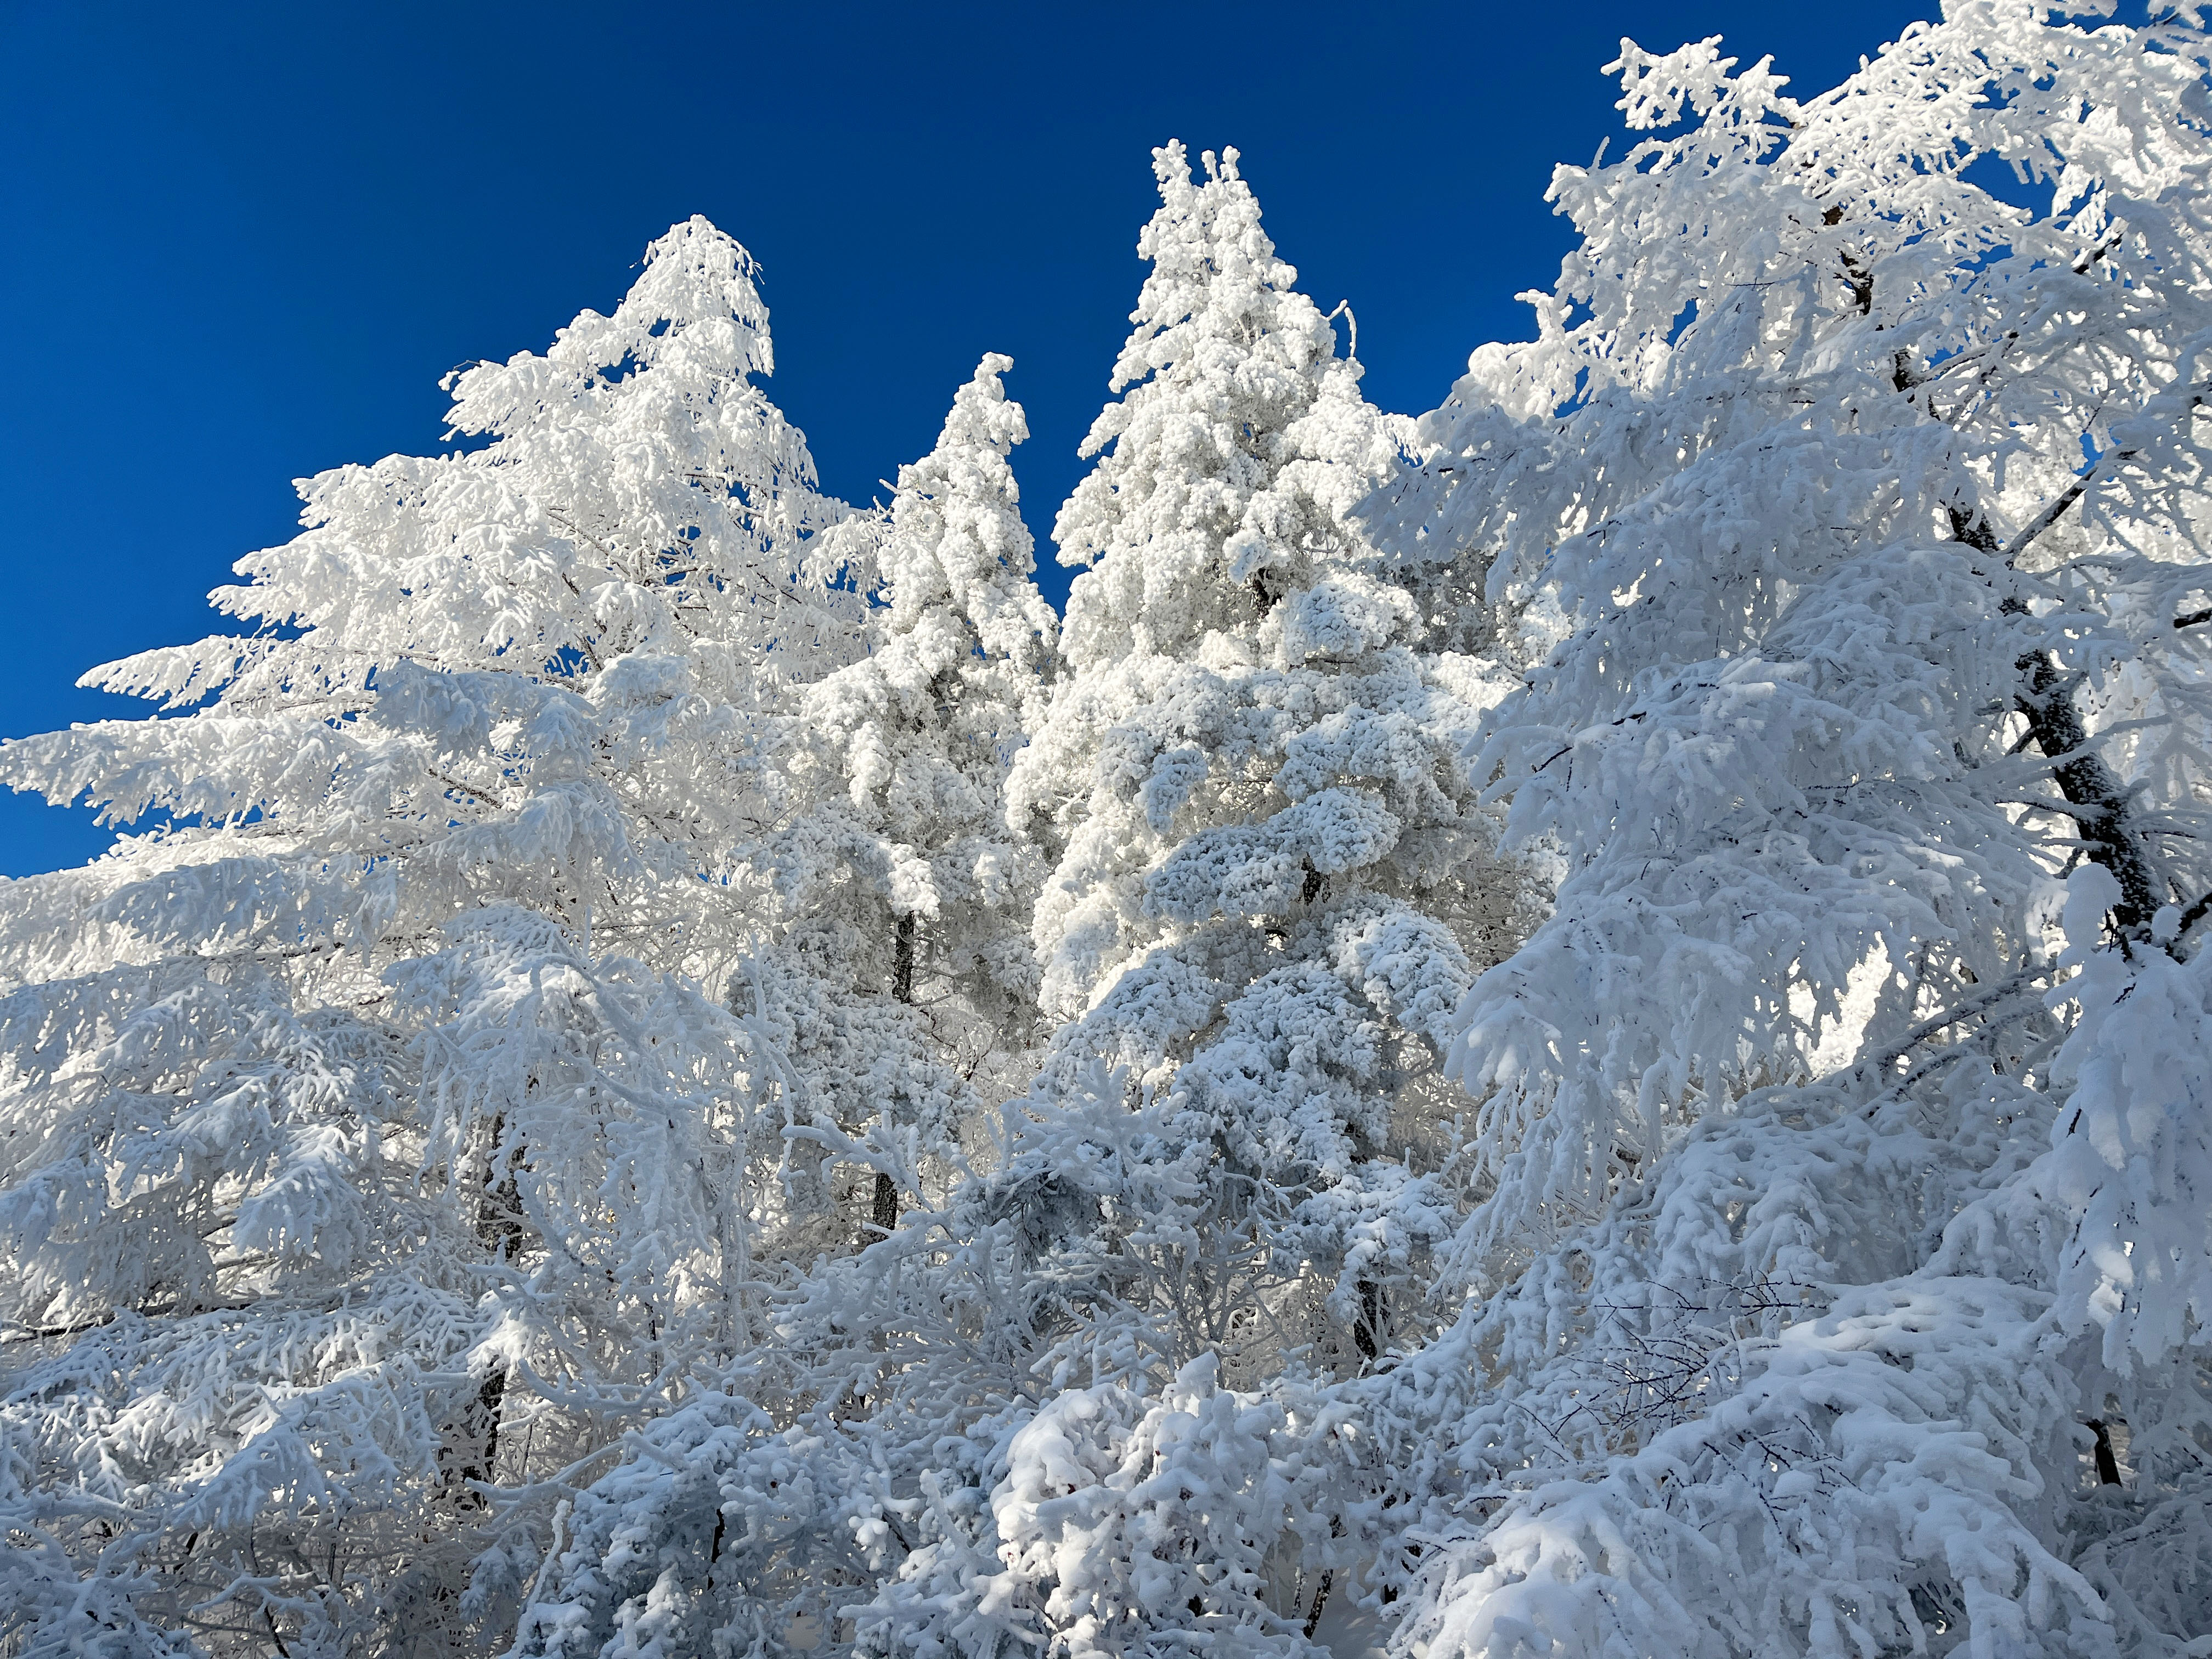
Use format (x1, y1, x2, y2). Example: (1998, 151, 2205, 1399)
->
(10, 8, 2212, 1657)
(1010, 142, 1527, 1380)
(1355, 8, 2212, 1655)
(757, 353, 1059, 1242)
(494, 359, 1066, 1659)
(1, 218, 885, 1655)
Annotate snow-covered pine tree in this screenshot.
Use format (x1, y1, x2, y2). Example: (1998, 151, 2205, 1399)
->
(1354, 9, 2212, 1655)
(0, 217, 854, 1656)
(1008, 140, 1523, 1385)
(747, 353, 1059, 1248)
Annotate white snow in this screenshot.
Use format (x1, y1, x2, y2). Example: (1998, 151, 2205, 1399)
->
(8, 10, 2212, 1656)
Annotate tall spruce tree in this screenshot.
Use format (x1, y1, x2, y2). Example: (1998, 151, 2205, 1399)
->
(749, 354, 1059, 1246)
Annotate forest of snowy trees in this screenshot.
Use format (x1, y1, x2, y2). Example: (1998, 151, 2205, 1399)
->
(9, 4, 2212, 1655)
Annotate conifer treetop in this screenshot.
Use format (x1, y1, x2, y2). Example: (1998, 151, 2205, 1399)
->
(1055, 141, 1388, 672)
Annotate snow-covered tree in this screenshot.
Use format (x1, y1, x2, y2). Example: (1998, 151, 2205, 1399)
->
(0, 216, 853, 1656)
(14, 12, 2212, 1657)
(1354, 8, 2212, 1654)
(751, 353, 1059, 1244)
(478, 357, 1063, 1659)
(1007, 142, 1528, 1386)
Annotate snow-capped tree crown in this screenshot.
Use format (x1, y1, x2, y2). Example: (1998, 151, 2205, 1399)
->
(1054, 143, 1410, 674)
(988, 142, 1529, 1448)
(0, 217, 893, 1656)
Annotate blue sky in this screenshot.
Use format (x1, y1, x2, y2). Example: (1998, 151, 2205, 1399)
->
(0, 0, 1929, 876)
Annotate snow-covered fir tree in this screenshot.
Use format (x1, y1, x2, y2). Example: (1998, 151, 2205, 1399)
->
(752, 353, 1059, 1246)
(1007, 141, 1528, 1384)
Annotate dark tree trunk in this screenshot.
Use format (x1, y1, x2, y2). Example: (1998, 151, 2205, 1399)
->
(2087, 1418, 2123, 1485)
(440, 1111, 521, 1504)
(1353, 1277, 1384, 1361)
(1302, 1571, 1334, 1639)
(1950, 508, 2164, 940)
(2012, 643, 2163, 936)
(893, 911, 917, 1005)
(866, 913, 922, 1241)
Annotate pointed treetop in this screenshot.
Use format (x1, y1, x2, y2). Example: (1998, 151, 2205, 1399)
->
(878, 353, 1056, 676)
(439, 216, 783, 447)
(591, 213, 774, 377)
(231, 213, 847, 693)
(1102, 140, 1308, 410)
(1053, 142, 1361, 670)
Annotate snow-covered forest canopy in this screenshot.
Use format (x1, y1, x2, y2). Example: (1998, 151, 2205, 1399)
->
(9, 4, 2212, 1655)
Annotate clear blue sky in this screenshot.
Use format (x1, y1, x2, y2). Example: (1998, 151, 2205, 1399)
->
(0, 0, 1928, 877)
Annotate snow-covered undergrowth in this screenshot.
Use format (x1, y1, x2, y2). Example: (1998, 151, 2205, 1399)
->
(8, 5, 2212, 1656)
